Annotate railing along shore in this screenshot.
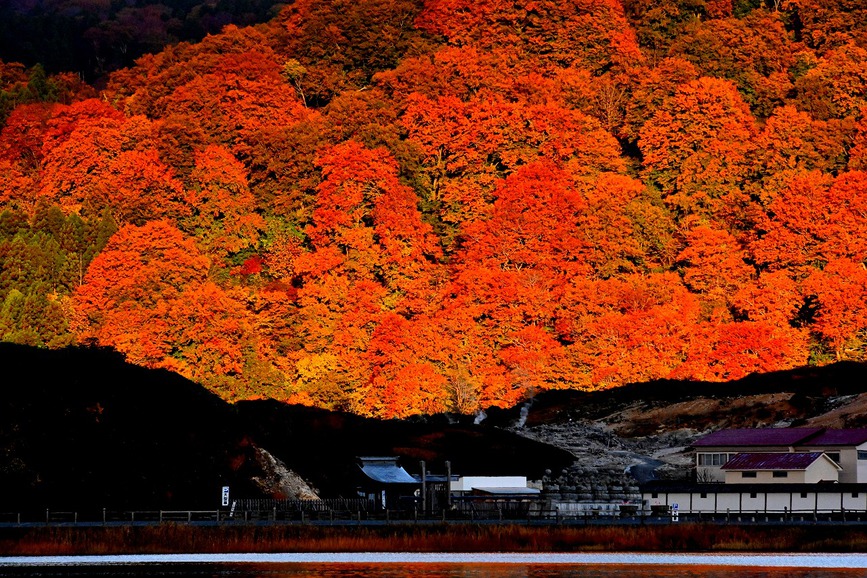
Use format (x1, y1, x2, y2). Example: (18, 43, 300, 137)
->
(5, 507, 867, 527)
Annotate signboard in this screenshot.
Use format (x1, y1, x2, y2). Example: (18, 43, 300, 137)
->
(221, 486, 230, 507)
(671, 503, 679, 522)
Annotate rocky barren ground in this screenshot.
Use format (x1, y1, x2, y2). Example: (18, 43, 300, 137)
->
(488, 362, 867, 485)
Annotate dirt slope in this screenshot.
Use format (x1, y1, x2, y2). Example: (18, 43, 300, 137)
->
(493, 362, 867, 482)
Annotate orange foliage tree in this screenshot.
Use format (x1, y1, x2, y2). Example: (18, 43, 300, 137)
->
(674, 321, 809, 381)
(290, 141, 443, 413)
(751, 171, 867, 275)
(639, 77, 758, 219)
(560, 273, 700, 387)
(402, 94, 625, 239)
(70, 220, 264, 399)
(677, 225, 754, 310)
(415, 0, 644, 73)
(753, 105, 853, 200)
(182, 145, 264, 260)
(668, 10, 799, 117)
(270, 0, 429, 105)
(802, 258, 867, 358)
(793, 43, 867, 121)
(37, 104, 189, 225)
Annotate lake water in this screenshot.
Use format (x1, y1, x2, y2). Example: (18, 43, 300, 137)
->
(2, 554, 867, 577)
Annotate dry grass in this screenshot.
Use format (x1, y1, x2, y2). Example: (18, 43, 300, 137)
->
(3, 524, 867, 556)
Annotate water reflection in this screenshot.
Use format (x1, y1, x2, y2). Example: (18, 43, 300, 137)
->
(0, 564, 864, 578)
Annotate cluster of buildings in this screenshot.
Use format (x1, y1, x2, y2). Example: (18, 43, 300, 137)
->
(356, 456, 541, 516)
(355, 428, 867, 520)
(642, 427, 867, 518)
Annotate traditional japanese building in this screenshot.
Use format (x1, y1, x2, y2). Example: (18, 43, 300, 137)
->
(355, 456, 419, 510)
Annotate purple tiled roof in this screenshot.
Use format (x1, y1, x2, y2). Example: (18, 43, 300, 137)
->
(800, 429, 867, 447)
(693, 428, 824, 447)
(721, 452, 831, 471)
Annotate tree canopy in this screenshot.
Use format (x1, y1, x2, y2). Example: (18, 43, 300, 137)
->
(1, 1, 866, 417)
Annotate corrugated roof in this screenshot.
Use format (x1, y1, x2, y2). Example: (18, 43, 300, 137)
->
(358, 457, 419, 485)
(800, 429, 867, 446)
(693, 428, 824, 447)
(720, 452, 832, 471)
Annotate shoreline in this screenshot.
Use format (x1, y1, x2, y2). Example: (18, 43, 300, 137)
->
(1, 552, 867, 569)
(3, 523, 867, 557)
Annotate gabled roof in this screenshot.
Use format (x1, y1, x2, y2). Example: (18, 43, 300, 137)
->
(693, 428, 824, 447)
(357, 457, 419, 485)
(800, 429, 867, 447)
(721, 452, 840, 471)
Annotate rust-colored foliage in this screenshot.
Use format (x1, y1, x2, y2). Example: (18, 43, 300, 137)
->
(183, 145, 264, 259)
(793, 43, 867, 121)
(415, 0, 644, 73)
(70, 221, 263, 399)
(2, 0, 867, 417)
(667, 10, 800, 117)
(751, 171, 867, 274)
(802, 259, 867, 356)
(640, 77, 758, 217)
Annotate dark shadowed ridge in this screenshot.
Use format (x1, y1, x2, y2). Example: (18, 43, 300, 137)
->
(0, 342, 260, 511)
(6, 342, 863, 511)
(0, 343, 574, 511)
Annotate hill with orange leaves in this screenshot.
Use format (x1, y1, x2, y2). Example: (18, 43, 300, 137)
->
(1, 0, 867, 418)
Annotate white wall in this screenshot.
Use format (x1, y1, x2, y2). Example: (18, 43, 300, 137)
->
(724, 470, 807, 484)
(804, 458, 841, 483)
(788, 443, 867, 483)
(451, 476, 527, 492)
(641, 490, 867, 514)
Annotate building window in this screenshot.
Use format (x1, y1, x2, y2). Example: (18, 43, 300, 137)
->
(698, 453, 731, 466)
(742, 471, 757, 478)
(858, 451, 867, 461)
(772, 471, 788, 478)
(826, 452, 841, 464)
(801, 492, 808, 499)
(749, 493, 758, 499)
(853, 493, 860, 498)
(651, 493, 658, 499)
(700, 493, 708, 499)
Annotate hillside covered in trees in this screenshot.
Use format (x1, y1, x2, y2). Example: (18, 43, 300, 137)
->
(1, 0, 867, 418)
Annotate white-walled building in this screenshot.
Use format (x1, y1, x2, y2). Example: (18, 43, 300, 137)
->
(693, 428, 867, 483)
(642, 482, 867, 517)
(799, 429, 867, 483)
(720, 452, 841, 484)
(640, 427, 867, 517)
(450, 476, 539, 496)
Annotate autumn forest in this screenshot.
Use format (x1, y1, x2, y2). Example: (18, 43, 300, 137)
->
(1, 0, 866, 418)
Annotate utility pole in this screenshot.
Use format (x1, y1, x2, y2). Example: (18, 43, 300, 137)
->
(420, 460, 427, 515)
(446, 460, 452, 510)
